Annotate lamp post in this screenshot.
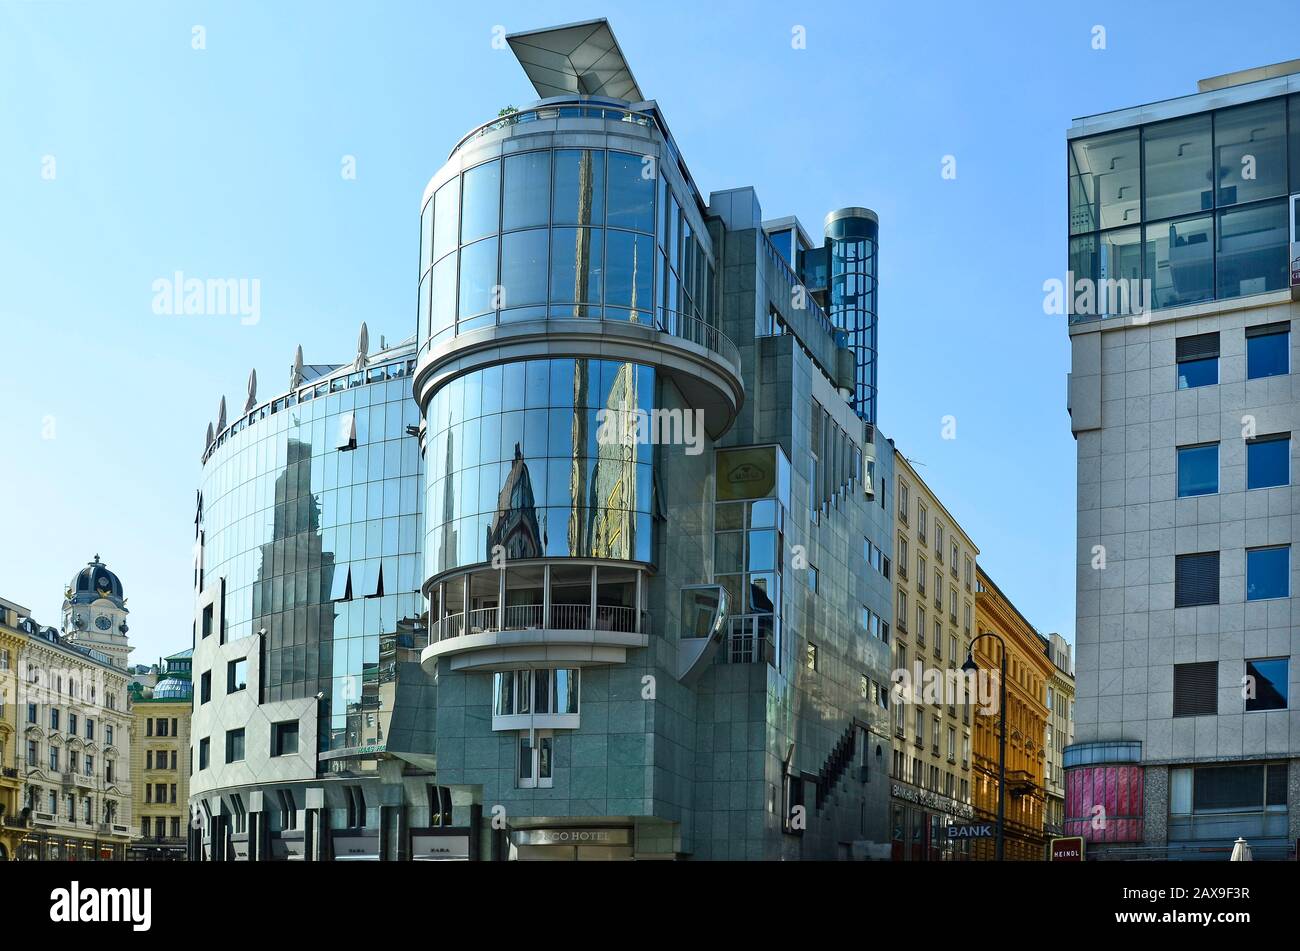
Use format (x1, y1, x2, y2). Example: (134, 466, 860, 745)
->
(963, 631, 1007, 861)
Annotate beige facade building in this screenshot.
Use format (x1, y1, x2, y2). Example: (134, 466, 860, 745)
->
(129, 649, 193, 860)
(889, 450, 980, 860)
(1042, 632, 1075, 840)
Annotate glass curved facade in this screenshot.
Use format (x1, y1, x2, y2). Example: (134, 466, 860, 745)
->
(826, 213, 879, 422)
(198, 354, 423, 752)
(417, 145, 713, 354)
(424, 357, 656, 579)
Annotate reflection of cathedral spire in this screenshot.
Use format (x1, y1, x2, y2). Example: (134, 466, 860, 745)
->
(486, 442, 542, 559)
(588, 363, 637, 559)
(439, 425, 458, 570)
(568, 359, 590, 554)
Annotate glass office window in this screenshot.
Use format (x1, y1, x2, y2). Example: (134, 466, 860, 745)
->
(1215, 99, 1288, 207)
(1176, 444, 1218, 497)
(499, 229, 549, 309)
(1098, 227, 1143, 315)
(605, 230, 654, 315)
(1246, 545, 1289, 601)
(1244, 658, 1288, 712)
(460, 160, 501, 244)
(432, 178, 459, 262)
(1246, 325, 1289, 379)
(606, 151, 656, 233)
(1291, 96, 1300, 191)
(1145, 215, 1214, 309)
(420, 197, 435, 269)
(430, 254, 456, 340)
(1069, 129, 1140, 234)
(502, 151, 551, 231)
(1217, 200, 1289, 299)
(1177, 355, 1217, 389)
(553, 149, 605, 226)
(458, 237, 498, 318)
(1143, 114, 1213, 220)
(549, 227, 604, 309)
(1247, 434, 1289, 489)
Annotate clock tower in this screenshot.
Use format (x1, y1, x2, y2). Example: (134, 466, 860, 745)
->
(63, 554, 133, 670)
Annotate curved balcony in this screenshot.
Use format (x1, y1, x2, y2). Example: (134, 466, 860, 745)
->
(414, 311, 743, 440)
(421, 562, 651, 673)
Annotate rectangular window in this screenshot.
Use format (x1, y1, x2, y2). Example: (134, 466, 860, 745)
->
(199, 738, 210, 770)
(1245, 658, 1288, 712)
(1174, 552, 1219, 607)
(273, 720, 300, 756)
(1246, 546, 1289, 601)
(1173, 661, 1218, 717)
(805, 643, 818, 671)
(227, 658, 248, 693)
(201, 603, 213, 638)
(1177, 443, 1218, 497)
(1246, 323, 1290, 380)
(225, 728, 245, 764)
(1176, 333, 1219, 389)
(1247, 433, 1290, 489)
(200, 671, 211, 704)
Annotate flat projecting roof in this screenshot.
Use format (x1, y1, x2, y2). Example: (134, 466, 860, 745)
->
(507, 19, 643, 102)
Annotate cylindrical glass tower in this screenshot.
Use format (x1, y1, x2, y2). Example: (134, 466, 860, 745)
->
(824, 208, 879, 422)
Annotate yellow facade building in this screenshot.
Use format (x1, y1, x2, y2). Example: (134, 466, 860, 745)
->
(128, 649, 193, 860)
(971, 568, 1053, 861)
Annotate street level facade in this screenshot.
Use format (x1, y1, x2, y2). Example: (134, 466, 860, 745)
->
(1066, 59, 1300, 860)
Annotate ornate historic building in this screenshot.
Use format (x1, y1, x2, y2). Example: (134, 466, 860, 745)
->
(128, 649, 193, 860)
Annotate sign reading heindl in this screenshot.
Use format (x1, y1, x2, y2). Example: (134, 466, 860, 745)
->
(1049, 836, 1085, 862)
(946, 822, 994, 839)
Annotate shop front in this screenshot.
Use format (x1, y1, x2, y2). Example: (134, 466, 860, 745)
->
(889, 782, 975, 861)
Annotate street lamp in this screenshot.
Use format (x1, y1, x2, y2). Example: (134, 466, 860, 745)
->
(963, 630, 1007, 861)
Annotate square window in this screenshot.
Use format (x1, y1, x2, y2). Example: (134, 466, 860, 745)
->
(1174, 552, 1219, 607)
(1245, 658, 1288, 712)
(272, 721, 300, 757)
(1246, 546, 1289, 601)
(1246, 325, 1289, 380)
(1173, 661, 1218, 717)
(227, 658, 248, 693)
(1176, 333, 1219, 389)
(1247, 434, 1289, 489)
(225, 728, 245, 764)
(1177, 444, 1218, 497)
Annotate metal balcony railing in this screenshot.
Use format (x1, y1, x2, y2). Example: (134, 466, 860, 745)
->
(430, 604, 643, 641)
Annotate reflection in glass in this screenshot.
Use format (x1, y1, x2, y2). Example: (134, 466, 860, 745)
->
(553, 149, 605, 226)
(550, 227, 604, 313)
(1142, 115, 1213, 221)
(1144, 215, 1213, 309)
(458, 237, 498, 319)
(606, 151, 656, 232)
(605, 230, 654, 318)
(1217, 200, 1288, 299)
(1215, 100, 1287, 207)
(1069, 129, 1140, 234)
(499, 229, 549, 308)
(432, 178, 459, 262)
(430, 254, 456, 340)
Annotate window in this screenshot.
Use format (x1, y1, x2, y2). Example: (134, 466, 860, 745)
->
(1173, 661, 1218, 717)
(69, 713, 77, 735)
(273, 720, 300, 757)
(1176, 333, 1219, 388)
(1176, 443, 1218, 497)
(26, 703, 35, 724)
(49, 747, 59, 771)
(914, 708, 924, 746)
(805, 643, 818, 671)
(606, 150, 656, 233)
(50, 708, 59, 730)
(198, 737, 209, 770)
(898, 481, 910, 521)
(501, 150, 550, 231)
(1175, 552, 1219, 607)
(897, 591, 908, 631)
(1218, 200, 1290, 299)
(493, 669, 580, 716)
(1215, 99, 1287, 207)
(517, 730, 554, 788)
(807, 565, 818, 593)
(1246, 323, 1289, 380)
(1245, 658, 1288, 712)
(225, 728, 245, 763)
(1143, 113, 1212, 221)
(157, 717, 169, 738)
(553, 149, 605, 226)
(201, 602, 213, 638)
(227, 658, 248, 693)
(459, 159, 500, 243)
(1244, 432, 1290, 490)
(1246, 546, 1289, 601)
(200, 671, 211, 704)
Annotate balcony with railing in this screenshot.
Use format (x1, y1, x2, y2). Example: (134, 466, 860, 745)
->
(422, 563, 651, 673)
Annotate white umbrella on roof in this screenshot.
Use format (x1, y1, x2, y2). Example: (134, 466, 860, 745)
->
(1229, 837, 1252, 861)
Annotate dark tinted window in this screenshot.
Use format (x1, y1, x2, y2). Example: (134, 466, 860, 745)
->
(1247, 434, 1289, 489)
(1245, 658, 1288, 712)
(1246, 546, 1289, 600)
(1176, 444, 1218, 497)
(1173, 661, 1218, 717)
(1246, 325, 1289, 379)
(1175, 552, 1219, 607)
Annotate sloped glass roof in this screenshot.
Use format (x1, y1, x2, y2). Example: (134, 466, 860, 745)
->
(507, 19, 643, 102)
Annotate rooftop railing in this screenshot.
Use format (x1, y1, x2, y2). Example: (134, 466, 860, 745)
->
(430, 604, 646, 642)
(448, 103, 659, 162)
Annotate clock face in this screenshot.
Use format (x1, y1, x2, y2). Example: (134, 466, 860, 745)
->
(95, 615, 112, 631)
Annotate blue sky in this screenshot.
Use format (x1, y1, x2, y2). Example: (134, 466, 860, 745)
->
(1, 0, 1296, 665)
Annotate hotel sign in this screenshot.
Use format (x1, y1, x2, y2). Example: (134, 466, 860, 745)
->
(512, 827, 631, 847)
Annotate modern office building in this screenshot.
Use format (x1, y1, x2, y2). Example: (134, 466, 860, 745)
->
(189, 17, 898, 860)
(1, 560, 135, 861)
(128, 649, 193, 860)
(1065, 60, 1300, 859)
(1041, 632, 1074, 841)
(972, 568, 1052, 861)
(888, 450, 979, 860)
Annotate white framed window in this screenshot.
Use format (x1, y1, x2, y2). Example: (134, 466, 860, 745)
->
(518, 730, 553, 789)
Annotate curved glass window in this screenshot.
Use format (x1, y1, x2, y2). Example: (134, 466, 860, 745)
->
(458, 237, 498, 319)
(425, 358, 656, 577)
(553, 149, 605, 226)
(499, 228, 549, 308)
(503, 151, 551, 231)
(460, 160, 500, 243)
(605, 230, 654, 316)
(606, 151, 656, 233)
(432, 178, 459, 262)
(430, 253, 456, 340)
(420, 197, 435, 269)
(550, 227, 604, 311)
